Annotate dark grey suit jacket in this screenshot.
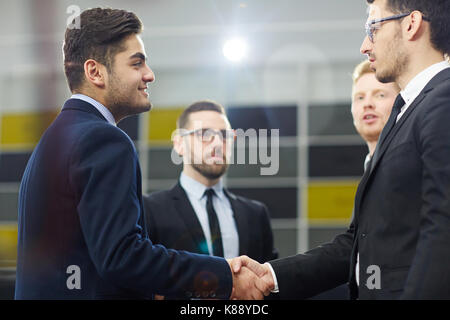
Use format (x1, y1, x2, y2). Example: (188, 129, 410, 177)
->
(143, 182, 278, 264)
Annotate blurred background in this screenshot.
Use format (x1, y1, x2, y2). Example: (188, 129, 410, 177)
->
(0, 0, 370, 298)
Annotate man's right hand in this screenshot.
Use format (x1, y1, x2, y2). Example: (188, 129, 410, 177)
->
(227, 256, 275, 299)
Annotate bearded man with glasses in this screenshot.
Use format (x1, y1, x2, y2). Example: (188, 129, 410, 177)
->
(142, 100, 278, 299)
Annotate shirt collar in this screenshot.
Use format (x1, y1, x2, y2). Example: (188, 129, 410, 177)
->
(180, 172, 224, 200)
(400, 60, 450, 105)
(364, 153, 371, 172)
(70, 93, 117, 126)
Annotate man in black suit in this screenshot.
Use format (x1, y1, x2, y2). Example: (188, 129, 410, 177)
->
(143, 101, 278, 273)
(15, 8, 269, 300)
(234, 0, 450, 300)
(311, 60, 401, 300)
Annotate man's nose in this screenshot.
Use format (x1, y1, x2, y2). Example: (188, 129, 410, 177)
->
(360, 35, 372, 56)
(210, 132, 224, 145)
(143, 64, 155, 83)
(363, 96, 375, 109)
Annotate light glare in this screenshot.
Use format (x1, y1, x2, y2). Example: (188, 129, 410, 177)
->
(223, 37, 248, 62)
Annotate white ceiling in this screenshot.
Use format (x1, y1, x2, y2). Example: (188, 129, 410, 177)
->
(0, 0, 370, 71)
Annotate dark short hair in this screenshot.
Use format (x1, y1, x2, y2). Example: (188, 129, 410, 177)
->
(367, 0, 450, 55)
(177, 100, 226, 129)
(63, 8, 143, 92)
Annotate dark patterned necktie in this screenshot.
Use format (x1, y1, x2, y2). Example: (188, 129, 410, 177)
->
(204, 189, 224, 257)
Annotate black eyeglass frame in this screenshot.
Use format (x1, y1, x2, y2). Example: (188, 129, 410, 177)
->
(179, 128, 236, 142)
(365, 12, 430, 42)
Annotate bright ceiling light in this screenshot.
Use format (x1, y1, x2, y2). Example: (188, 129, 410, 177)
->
(223, 37, 248, 62)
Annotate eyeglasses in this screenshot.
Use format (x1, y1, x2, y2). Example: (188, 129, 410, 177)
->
(365, 12, 430, 42)
(180, 128, 236, 142)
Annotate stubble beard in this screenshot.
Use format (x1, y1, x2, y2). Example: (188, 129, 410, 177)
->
(105, 72, 152, 122)
(375, 32, 408, 84)
(359, 125, 383, 145)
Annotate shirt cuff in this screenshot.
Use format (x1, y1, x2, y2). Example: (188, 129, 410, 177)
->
(265, 262, 279, 293)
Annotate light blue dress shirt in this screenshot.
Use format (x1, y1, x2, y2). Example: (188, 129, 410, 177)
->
(70, 93, 116, 126)
(179, 172, 239, 259)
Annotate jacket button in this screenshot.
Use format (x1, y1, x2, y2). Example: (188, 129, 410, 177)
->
(361, 233, 366, 238)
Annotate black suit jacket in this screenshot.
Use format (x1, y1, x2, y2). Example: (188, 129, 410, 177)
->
(143, 182, 278, 263)
(270, 68, 450, 300)
(15, 99, 232, 299)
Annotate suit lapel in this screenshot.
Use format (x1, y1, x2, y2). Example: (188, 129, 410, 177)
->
(369, 93, 426, 175)
(353, 160, 372, 226)
(354, 95, 425, 216)
(354, 68, 450, 215)
(171, 182, 210, 255)
(224, 189, 249, 256)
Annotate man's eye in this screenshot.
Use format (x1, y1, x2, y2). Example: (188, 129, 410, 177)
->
(133, 62, 142, 66)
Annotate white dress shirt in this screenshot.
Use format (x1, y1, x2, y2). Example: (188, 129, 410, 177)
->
(179, 172, 239, 259)
(70, 93, 117, 126)
(397, 60, 450, 122)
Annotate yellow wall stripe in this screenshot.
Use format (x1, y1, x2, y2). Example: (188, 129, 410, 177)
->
(0, 224, 17, 267)
(307, 180, 358, 223)
(147, 107, 184, 145)
(1, 111, 58, 147)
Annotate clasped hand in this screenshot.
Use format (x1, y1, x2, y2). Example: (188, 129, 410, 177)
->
(227, 255, 275, 300)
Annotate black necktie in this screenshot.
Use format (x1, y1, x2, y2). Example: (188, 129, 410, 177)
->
(370, 94, 405, 170)
(204, 189, 224, 257)
(379, 94, 405, 144)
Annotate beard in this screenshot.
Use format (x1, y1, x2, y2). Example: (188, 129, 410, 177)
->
(375, 32, 408, 84)
(104, 71, 152, 122)
(191, 161, 229, 180)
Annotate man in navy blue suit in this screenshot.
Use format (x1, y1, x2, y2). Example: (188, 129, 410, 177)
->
(15, 7, 269, 299)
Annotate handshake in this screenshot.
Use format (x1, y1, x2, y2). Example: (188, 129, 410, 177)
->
(227, 255, 276, 300)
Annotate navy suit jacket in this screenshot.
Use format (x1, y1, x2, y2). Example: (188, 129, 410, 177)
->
(15, 98, 232, 299)
(270, 68, 450, 300)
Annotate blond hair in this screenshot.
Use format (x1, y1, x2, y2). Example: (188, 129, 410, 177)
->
(352, 60, 400, 94)
(352, 60, 374, 85)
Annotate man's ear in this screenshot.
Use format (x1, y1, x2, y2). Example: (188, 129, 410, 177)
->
(83, 59, 107, 88)
(172, 132, 184, 156)
(404, 11, 427, 41)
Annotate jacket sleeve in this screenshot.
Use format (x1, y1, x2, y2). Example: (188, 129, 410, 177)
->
(260, 204, 279, 261)
(69, 125, 232, 298)
(269, 220, 355, 299)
